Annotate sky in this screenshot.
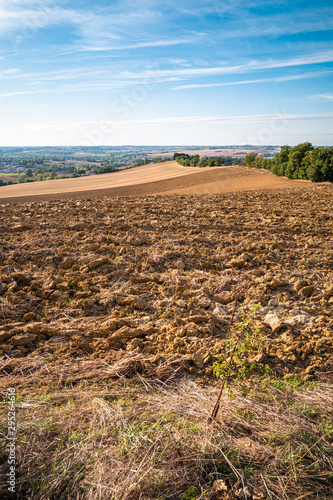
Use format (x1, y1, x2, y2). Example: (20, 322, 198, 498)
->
(0, 0, 332, 146)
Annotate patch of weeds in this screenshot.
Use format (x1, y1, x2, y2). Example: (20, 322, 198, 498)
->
(121, 416, 171, 450)
(62, 380, 73, 388)
(315, 420, 333, 439)
(182, 485, 197, 500)
(0, 393, 20, 405)
(291, 403, 323, 419)
(235, 408, 258, 423)
(177, 420, 200, 434)
(68, 431, 86, 444)
(225, 448, 255, 471)
(43, 422, 60, 433)
(41, 393, 53, 404)
(266, 376, 319, 392)
(266, 428, 300, 447)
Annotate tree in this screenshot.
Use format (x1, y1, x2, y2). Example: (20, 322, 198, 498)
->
(275, 145, 291, 164)
(190, 155, 199, 167)
(244, 152, 259, 167)
(198, 156, 207, 168)
(303, 147, 333, 182)
(285, 142, 313, 179)
(252, 142, 332, 182)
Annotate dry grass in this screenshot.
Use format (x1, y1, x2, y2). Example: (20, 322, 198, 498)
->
(1, 354, 333, 500)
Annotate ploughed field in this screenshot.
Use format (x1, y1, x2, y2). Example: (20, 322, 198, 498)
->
(1, 186, 333, 500)
(0, 187, 332, 377)
(0, 162, 311, 203)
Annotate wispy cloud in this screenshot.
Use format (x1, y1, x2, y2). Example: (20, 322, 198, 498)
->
(120, 51, 333, 80)
(60, 36, 202, 56)
(222, 8, 333, 39)
(0, 68, 20, 78)
(0, 3, 178, 50)
(2, 112, 333, 132)
(0, 0, 332, 146)
(309, 93, 333, 101)
(173, 69, 333, 90)
(0, 67, 106, 82)
(0, 90, 48, 99)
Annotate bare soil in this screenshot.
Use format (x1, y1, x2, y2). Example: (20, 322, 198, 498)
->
(0, 184, 332, 499)
(0, 162, 198, 202)
(0, 163, 313, 203)
(0, 186, 332, 377)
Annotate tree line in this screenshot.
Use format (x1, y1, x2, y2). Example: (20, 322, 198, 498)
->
(173, 153, 241, 167)
(243, 143, 333, 182)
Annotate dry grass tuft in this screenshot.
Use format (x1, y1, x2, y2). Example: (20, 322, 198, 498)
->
(1, 354, 333, 499)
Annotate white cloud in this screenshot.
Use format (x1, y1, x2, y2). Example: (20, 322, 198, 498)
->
(0, 68, 20, 78)
(173, 70, 333, 89)
(310, 93, 333, 101)
(119, 51, 333, 80)
(64, 36, 202, 55)
(1, 112, 332, 133)
(225, 11, 333, 39)
(0, 90, 45, 98)
(0, 1, 201, 58)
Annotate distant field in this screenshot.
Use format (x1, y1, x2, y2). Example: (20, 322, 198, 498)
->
(0, 174, 18, 184)
(150, 147, 280, 158)
(0, 161, 315, 203)
(0, 161, 191, 201)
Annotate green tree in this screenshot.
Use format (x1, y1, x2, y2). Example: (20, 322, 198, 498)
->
(190, 155, 199, 167)
(285, 142, 313, 179)
(244, 152, 259, 167)
(303, 147, 333, 182)
(198, 156, 207, 168)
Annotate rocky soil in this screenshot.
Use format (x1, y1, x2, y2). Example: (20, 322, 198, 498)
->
(0, 186, 332, 380)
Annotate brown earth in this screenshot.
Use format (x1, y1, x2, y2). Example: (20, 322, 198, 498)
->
(0, 162, 200, 202)
(0, 185, 332, 381)
(0, 163, 314, 203)
(0, 174, 18, 184)
(158, 167, 311, 195)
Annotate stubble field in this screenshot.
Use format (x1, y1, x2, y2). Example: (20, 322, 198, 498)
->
(0, 181, 332, 499)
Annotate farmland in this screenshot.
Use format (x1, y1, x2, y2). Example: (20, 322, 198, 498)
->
(0, 162, 313, 203)
(0, 178, 332, 499)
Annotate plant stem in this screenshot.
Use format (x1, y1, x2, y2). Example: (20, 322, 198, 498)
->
(208, 298, 238, 422)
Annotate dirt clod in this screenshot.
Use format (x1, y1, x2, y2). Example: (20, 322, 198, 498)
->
(0, 187, 332, 380)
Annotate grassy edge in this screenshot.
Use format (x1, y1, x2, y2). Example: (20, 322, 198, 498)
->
(0, 355, 333, 500)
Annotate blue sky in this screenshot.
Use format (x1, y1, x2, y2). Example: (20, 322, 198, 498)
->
(0, 0, 332, 146)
